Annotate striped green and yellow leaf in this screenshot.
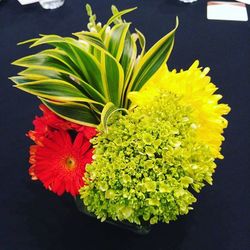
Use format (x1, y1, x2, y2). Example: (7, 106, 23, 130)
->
(11, 5, 178, 126)
(124, 18, 179, 107)
(41, 98, 99, 126)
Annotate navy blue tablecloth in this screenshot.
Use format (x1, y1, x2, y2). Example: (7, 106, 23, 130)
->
(0, 0, 250, 249)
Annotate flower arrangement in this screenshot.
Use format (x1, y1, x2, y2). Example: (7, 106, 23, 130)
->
(11, 5, 230, 230)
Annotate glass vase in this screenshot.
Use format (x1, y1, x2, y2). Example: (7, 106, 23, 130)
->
(74, 196, 151, 235)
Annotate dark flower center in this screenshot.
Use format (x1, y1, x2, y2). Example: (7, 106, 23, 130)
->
(65, 157, 76, 170)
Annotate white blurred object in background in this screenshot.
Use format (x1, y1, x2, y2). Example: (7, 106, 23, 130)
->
(179, 0, 198, 3)
(39, 0, 64, 9)
(18, 0, 39, 4)
(236, 0, 250, 4)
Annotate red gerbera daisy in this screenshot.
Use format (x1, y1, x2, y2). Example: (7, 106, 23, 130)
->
(27, 105, 97, 196)
(30, 130, 93, 196)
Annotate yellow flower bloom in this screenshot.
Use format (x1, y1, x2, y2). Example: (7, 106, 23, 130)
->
(129, 60, 230, 159)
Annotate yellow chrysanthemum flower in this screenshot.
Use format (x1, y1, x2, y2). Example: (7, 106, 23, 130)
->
(129, 60, 230, 159)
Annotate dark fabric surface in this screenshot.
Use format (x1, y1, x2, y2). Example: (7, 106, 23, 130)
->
(0, 0, 250, 249)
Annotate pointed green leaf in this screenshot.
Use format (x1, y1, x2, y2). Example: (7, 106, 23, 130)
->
(9, 76, 36, 85)
(126, 18, 178, 99)
(120, 32, 137, 105)
(106, 23, 130, 61)
(41, 98, 99, 126)
(15, 79, 100, 103)
(30, 34, 88, 51)
(12, 53, 77, 77)
(30, 35, 106, 96)
(74, 32, 105, 50)
(15, 69, 107, 106)
(65, 38, 104, 94)
(101, 7, 137, 34)
(41, 49, 82, 78)
(74, 32, 104, 61)
(100, 51, 124, 107)
(72, 78, 107, 105)
(18, 67, 62, 80)
(135, 28, 146, 58)
(17, 38, 39, 46)
(72, 34, 127, 107)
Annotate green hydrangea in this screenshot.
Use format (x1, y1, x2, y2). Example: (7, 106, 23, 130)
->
(79, 92, 216, 225)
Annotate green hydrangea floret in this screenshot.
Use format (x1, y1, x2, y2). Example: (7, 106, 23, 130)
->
(79, 92, 216, 225)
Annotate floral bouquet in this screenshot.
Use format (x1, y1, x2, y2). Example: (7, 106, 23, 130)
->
(11, 5, 230, 233)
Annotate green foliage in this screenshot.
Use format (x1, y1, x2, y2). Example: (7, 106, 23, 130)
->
(11, 5, 178, 126)
(80, 92, 216, 224)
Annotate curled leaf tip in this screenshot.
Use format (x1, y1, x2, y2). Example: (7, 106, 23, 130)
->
(175, 16, 179, 30)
